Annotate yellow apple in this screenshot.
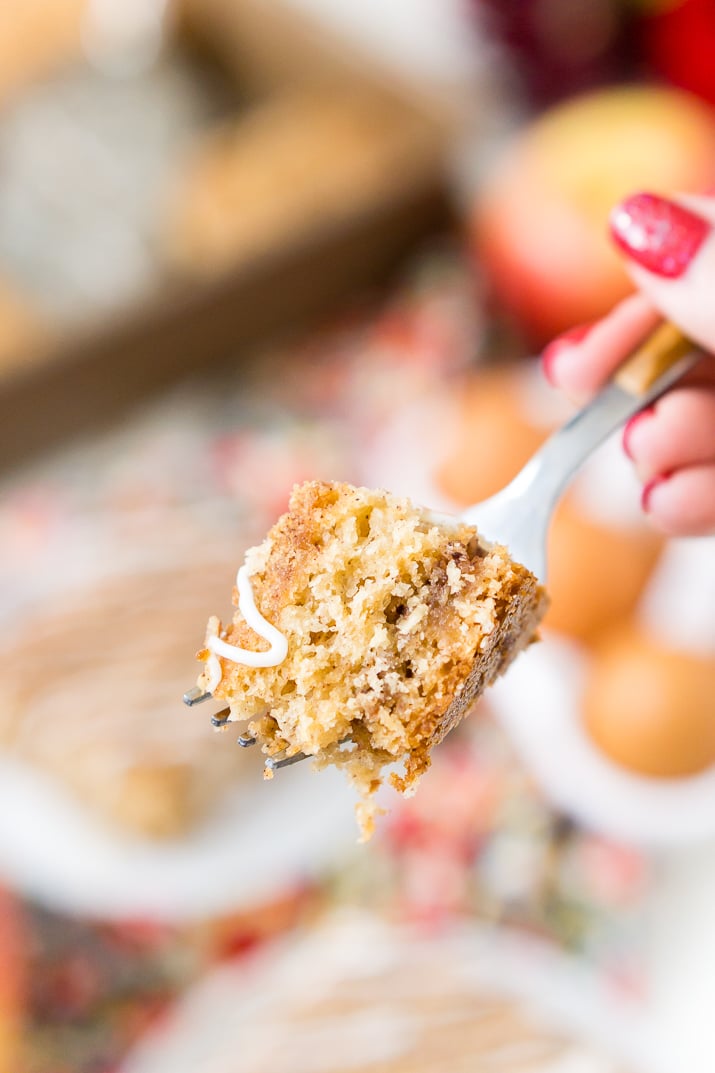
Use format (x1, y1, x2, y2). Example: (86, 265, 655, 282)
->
(433, 364, 550, 506)
(584, 625, 715, 778)
(544, 501, 663, 643)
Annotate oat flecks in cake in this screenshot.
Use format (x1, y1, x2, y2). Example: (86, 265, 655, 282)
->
(198, 481, 548, 837)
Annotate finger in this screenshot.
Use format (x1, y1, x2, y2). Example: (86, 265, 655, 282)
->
(642, 463, 715, 537)
(623, 385, 715, 481)
(541, 293, 660, 400)
(610, 192, 715, 354)
(680, 357, 715, 391)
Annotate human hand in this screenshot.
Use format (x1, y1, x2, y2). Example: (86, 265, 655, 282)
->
(542, 192, 715, 537)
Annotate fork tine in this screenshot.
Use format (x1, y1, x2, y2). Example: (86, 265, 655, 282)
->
(237, 734, 256, 748)
(183, 687, 212, 707)
(264, 735, 352, 771)
(211, 708, 232, 727)
(265, 751, 310, 771)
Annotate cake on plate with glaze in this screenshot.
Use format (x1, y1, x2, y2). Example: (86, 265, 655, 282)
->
(123, 912, 635, 1073)
(0, 561, 258, 838)
(195, 481, 547, 837)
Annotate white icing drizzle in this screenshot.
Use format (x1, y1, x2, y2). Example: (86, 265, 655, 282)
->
(206, 565, 288, 689)
(205, 652, 222, 695)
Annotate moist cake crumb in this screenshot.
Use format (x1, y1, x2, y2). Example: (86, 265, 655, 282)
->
(196, 481, 548, 838)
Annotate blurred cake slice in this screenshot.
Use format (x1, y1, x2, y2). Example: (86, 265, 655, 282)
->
(162, 88, 441, 277)
(0, 560, 259, 838)
(198, 481, 547, 836)
(122, 910, 634, 1073)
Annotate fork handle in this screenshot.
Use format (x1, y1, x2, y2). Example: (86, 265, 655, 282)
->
(614, 321, 694, 396)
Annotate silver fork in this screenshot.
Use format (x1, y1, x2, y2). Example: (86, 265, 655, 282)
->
(185, 321, 702, 769)
(461, 320, 700, 578)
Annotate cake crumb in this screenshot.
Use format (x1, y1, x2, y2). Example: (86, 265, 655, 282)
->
(197, 481, 548, 837)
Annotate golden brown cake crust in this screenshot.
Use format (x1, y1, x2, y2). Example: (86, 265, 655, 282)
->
(200, 481, 548, 835)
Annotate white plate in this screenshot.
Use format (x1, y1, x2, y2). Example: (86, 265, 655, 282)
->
(490, 632, 715, 848)
(0, 755, 357, 921)
(120, 909, 667, 1073)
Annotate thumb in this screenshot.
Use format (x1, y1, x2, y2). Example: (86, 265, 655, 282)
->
(610, 192, 715, 356)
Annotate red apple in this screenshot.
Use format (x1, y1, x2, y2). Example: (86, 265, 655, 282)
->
(473, 85, 715, 345)
(642, 0, 715, 108)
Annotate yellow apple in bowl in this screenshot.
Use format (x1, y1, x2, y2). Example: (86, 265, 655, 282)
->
(473, 85, 715, 345)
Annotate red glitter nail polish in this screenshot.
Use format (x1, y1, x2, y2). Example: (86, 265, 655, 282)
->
(610, 193, 710, 278)
(541, 322, 594, 385)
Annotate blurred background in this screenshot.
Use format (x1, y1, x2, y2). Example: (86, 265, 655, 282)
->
(0, 1, 714, 1071)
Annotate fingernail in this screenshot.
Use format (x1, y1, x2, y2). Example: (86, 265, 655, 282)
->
(610, 193, 710, 278)
(542, 322, 594, 386)
(622, 405, 656, 461)
(641, 472, 671, 513)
